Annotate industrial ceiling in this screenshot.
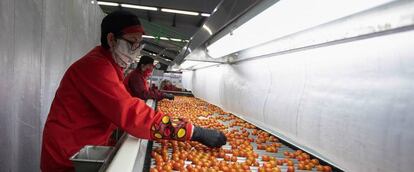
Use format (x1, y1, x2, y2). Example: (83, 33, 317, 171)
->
(96, 0, 222, 66)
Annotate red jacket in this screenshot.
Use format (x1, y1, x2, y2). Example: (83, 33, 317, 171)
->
(124, 70, 165, 101)
(41, 46, 192, 172)
(162, 84, 182, 91)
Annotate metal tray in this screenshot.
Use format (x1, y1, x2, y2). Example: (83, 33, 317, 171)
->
(70, 145, 114, 172)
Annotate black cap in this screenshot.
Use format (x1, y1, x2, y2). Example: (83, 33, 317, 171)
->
(137, 56, 154, 67)
(101, 10, 142, 49)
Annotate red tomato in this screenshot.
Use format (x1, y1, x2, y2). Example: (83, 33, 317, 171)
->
(323, 166, 332, 172)
(287, 166, 295, 172)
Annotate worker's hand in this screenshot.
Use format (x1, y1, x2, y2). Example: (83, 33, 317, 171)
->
(191, 126, 227, 148)
(164, 93, 174, 100)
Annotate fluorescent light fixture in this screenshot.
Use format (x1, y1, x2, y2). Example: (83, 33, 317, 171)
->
(120, 4, 158, 11)
(171, 67, 180, 71)
(180, 61, 200, 69)
(161, 8, 199, 16)
(143, 35, 155, 39)
(206, 0, 394, 59)
(97, 1, 119, 6)
(170, 38, 182, 42)
(201, 13, 211, 17)
(212, 7, 218, 13)
(180, 60, 217, 69)
(159, 37, 169, 40)
(203, 24, 213, 35)
(144, 35, 189, 42)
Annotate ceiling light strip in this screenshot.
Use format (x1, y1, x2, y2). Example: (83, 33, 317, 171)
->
(170, 38, 182, 42)
(161, 8, 199, 16)
(201, 13, 211, 17)
(120, 4, 158, 11)
(159, 37, 169, 40)
(143, 35, 188, 42)
(97, 1, 119, 6)
(142, 35, 155, 39)
(202, 25, 213, 35)
(97, 1, 209, 17)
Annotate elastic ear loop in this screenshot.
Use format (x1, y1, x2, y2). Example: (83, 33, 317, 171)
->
(131, 43, 146, 63)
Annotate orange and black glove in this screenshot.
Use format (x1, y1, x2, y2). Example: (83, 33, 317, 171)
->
(191, 126, 227, 148)
(163, 93, 174, 100)
(150, 115, 192, 141)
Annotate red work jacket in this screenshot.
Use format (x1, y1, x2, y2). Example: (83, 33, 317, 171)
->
(124, 70, 165, 101)
(162, 84, 181, 91)
(40, 46, 192, 172)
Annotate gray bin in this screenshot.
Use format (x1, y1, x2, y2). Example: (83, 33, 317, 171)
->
(70, 145, 114, 172)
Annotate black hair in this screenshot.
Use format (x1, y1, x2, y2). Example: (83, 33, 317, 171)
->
(100, 10, 141, 49)
(137, 56, 154, 68)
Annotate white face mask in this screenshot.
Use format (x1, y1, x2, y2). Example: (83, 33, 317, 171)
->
(112, 39, 144, 68)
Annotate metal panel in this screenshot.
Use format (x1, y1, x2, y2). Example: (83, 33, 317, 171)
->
(0, 0, 104, 171)
(0, 0, 42, 171)
(181, 1, 414, 171)
(233, 0, 414, 63)
(183, 29, 414, 172)
(0, 0, 14, 170)
(179, 0, 414, 65)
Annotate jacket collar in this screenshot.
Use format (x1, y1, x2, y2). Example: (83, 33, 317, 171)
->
(97, 46, 124, 80)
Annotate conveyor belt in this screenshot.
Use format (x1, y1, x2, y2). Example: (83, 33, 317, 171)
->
(144, 96, 343, 172)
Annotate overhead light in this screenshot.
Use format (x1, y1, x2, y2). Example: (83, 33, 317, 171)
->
(161, 8, 199, 16)
(144, 35, 189, 42)
(202, 24, 213, 35)
(212, 7, 218, 13)
(206, 0, 394, 59)
(120, 4, 158, 11)
(143, 35, 155, 39)
(180, 61, 200, 69)
(171, 67, 180, 71)
(97, 1, 119, 6)
(201, 13, 211, 17)
(179, 60, 217, 69)
(159, 37, 169, 40)
(170, 38, 182, 42)
(91, 1, 95, 4)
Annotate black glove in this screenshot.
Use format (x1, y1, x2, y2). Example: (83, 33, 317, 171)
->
(191, 126, 227, 148)
(164, 93, 174, 100)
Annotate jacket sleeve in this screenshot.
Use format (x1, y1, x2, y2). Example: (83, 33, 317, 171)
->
(149, 88, 165, 101)
(71, 58, 192, 141)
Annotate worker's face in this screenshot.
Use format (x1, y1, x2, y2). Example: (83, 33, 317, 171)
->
(141, 64, 154, 78)
(108, 32, 144, 67)
(108, 32, 143, 50)
(118, 33, 143, 51)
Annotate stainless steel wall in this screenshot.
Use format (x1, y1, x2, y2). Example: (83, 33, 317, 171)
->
(183, 29, 414, 172)
(0, 0, 104, 171)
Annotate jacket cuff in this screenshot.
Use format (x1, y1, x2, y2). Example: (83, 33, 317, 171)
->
(186, 123, 194, 140)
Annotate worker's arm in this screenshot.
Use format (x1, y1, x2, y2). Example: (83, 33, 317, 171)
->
(149, 87, 175, 101)
(71, 58, 192, 141)
(128, 72, 165, 101)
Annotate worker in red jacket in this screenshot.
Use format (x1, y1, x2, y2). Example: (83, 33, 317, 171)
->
(161, 80, 182, 91)
(40, 10, 226, 172)
(124, 56, 175, 101)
